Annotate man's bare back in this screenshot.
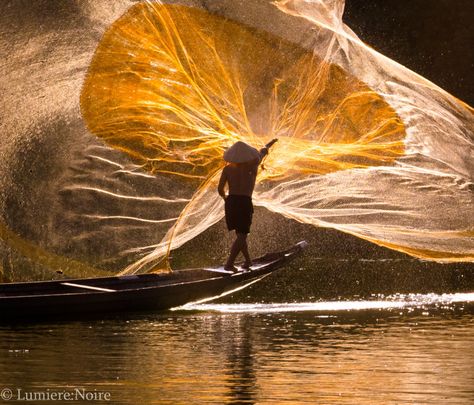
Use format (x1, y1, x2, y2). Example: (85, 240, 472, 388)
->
(218, 160, 260, 198)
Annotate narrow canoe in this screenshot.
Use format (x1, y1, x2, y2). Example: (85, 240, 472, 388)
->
(0, 241, 307, 320)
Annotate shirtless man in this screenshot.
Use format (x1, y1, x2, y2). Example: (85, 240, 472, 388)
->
(218, 138, 278, 271)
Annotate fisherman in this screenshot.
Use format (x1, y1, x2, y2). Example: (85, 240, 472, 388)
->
(218, 138, 278, 272)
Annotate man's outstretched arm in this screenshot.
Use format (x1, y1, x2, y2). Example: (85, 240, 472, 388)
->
(259, 138, 278, 159)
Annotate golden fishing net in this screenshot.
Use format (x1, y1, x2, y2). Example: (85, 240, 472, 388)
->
(81, 1, 473, 272)
(1, 0, 473, 281)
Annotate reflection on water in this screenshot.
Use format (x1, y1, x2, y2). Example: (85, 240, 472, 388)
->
(1, 294, 473, 404)
(182, 292, 474, 313)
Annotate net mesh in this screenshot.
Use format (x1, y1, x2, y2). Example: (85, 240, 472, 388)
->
(1, 0, 473, 281)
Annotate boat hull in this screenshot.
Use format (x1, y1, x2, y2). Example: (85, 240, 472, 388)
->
(0, 241, 307, 320)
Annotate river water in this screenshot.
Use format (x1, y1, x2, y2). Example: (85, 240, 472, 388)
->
(1, 294, 473, 404)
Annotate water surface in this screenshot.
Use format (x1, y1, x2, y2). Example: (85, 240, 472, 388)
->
(1, 293, 473, 404)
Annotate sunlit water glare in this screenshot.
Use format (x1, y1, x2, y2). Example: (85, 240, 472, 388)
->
(181, 292, 474, 313)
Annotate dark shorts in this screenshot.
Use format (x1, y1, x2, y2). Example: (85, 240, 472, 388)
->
(225, 195, 253, 234)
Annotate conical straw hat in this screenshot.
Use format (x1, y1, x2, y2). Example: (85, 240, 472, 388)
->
(223, 141, 260, 163)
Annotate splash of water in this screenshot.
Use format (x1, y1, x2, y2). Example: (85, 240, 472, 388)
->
(1, 0, 473, 281)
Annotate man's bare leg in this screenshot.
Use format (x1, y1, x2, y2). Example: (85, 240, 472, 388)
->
(225, 232, 248, 271)
(240, 236, 252, 269)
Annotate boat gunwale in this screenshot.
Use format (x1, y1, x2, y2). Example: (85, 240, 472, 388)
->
(0, 242, 306, 301)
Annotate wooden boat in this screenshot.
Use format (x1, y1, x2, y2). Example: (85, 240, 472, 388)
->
(0, 241, 307, 320)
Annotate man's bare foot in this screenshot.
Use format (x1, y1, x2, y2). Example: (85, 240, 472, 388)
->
(241, 261, 252, 270)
